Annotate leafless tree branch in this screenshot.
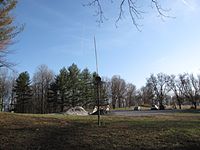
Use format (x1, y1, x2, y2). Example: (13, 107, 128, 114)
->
(83, 0, 107, 25)
(151, 0, 173, 20)
(86, 0, 171, 30)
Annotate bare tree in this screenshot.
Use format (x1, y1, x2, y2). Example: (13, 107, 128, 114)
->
(100, 77, 111, 104)
(178, 74, 193, 109)
(167, 75, 185, 109)
(190, 74, 200, 109)
(86, 0, 170, 30)
(125, 83, 136, 107)
(138, 83, 154, 106)
(0, 68, 17, 111)
(111, 75, 126, 108)
(147, 73, 170, 109)
(32, 65, 54, 114)
(179, 73, 199, 109)
(0, 68, 10, 111)
(9, 71, 17, 111)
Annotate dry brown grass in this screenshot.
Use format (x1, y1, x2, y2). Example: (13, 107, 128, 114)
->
(0, 112, 200, 150)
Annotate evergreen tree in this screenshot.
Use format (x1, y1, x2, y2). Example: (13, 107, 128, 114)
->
(55, 67, 68, 111)
(67, 63, 81, 107)
(47, 81, 59, 113)
(0, 0, 23, 68)
(14, 71, 32, 113)
(80, 68, 94, 107)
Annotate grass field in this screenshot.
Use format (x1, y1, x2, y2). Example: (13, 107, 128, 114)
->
(0, 111, 200, 150)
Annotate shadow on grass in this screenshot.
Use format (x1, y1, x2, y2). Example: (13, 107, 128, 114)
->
(179, 109, 200, 114)
(1, 123, 91, 150)
(0, 113, 200, 150)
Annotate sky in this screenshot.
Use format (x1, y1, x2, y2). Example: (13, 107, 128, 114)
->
(8, 0, 200, 88)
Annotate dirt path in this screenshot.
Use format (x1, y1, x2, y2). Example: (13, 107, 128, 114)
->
(109, 109, 200, 116)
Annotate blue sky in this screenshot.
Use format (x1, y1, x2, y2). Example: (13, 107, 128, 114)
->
(9, 0, 200, 88)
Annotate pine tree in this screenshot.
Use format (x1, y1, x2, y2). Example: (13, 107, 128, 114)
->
(0, 0, 23, 68)
(47, 82, 58, 113)
(67, 63, 81, 107)
(55, 67, 68, 112)
(80, 68, 94, 107)
(14, 71, 32, 113)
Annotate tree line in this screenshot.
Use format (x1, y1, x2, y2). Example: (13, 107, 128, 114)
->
(0, 64, 199, 113)
(144, 73, 200, 110)
(11, 64, 99, 113)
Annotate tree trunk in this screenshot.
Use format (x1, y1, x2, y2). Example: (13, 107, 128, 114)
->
(112, 97, 116, 109)
(112, 104, 115, 109)
(193, 102, 197, 109)
(159, 99, 164, 110)
(177, 99, 182, 109)
(61, 95, 64, 112)
(118, 97, 122, 108)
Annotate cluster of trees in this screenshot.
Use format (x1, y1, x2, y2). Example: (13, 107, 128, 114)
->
(139, 73, 200, 110)
(12, 63, 123, 113)
(1, 65, 200, 113)
(0, 69, 15, 111)
(12, 64, 99, 113)
(0, 64, 137, 113)
(110, 75, 136, 109)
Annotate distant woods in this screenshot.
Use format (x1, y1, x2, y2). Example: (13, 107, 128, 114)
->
(0, 64, 199, 113)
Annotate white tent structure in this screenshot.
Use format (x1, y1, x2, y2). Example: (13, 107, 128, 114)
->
(65, 106, 88, 116)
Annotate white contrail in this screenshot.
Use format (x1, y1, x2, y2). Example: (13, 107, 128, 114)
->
(181, 0, 194, 10)
(182, 0, 188, 5)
